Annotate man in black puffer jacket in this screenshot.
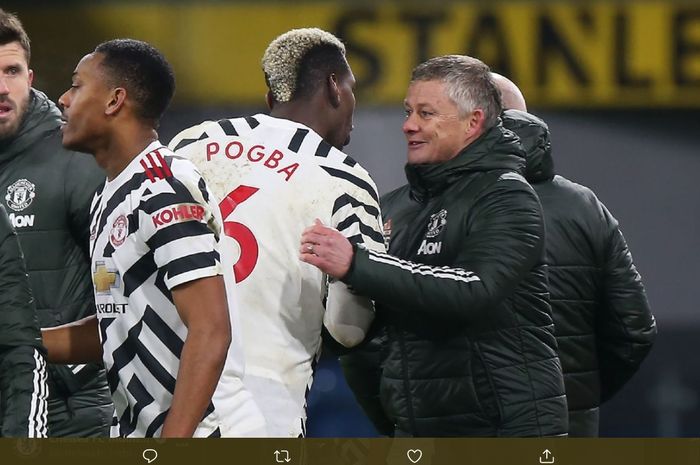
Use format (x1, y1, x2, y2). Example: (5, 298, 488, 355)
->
(0, 9, 112, 436)
(301, 56, 567, 437)
(500, 107, 657, 436)
(0, 204, 47, 437)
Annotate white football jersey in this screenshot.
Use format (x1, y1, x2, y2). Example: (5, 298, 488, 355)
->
(170, 115, 385, 436)
(89, 141, 265, 437)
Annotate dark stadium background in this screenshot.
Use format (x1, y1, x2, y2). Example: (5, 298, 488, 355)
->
(7, 0, 700, 437)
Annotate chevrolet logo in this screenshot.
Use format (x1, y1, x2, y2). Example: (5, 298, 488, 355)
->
(93, 262, 118, 293)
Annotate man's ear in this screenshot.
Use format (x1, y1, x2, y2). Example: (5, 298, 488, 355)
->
(105, 87, 127, 116)
(327, 73, 341, 108)
(27, 69, 34, 87)
(265, 90, 275, 110)
(466, 109, 485, 137)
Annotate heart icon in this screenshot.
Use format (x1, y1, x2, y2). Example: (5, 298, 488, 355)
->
(407, 449, 423, 463)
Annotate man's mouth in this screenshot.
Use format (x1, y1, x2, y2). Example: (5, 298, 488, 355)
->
(0, 102, 14, 118)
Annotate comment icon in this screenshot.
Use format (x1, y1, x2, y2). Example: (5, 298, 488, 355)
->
(143, 448, 158, 463)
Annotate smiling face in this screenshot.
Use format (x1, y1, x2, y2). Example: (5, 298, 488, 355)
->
(58, 52, 112, 154)
(0, 41, 33, 141)
(402, 79, 472, 165)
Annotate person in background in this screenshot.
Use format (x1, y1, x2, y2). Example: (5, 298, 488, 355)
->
(42, 38, 265, 438)
(301, 55, 567, 437)
(169, 28, 385, 437)
(495, 73, 657, 437)
(0, 8, 111, 436)
(490, 73, 527, 112)
(0, 203, 47, 437)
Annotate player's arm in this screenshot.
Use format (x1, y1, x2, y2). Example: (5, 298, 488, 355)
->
(160, 275, 231, 438)
(321, 173, 386, 347)
(41, 315, 103, 364)
(303, 179, 544, 325)
(324, 277, 376, 348)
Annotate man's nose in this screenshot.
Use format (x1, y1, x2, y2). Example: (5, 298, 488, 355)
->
(58, 91, 69, 109)
(0, 77, 10, 95)
(403, 115, 418, 133)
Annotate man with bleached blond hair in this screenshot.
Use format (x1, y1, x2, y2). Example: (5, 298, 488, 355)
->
(169, 28, 385, 437)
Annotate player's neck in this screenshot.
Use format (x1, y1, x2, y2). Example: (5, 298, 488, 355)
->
(96, 127, 159, 181)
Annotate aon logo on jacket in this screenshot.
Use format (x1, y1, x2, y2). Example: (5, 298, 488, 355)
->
(418, 209, 447, 255)
(417, 239, 442, 255)
(9, 213, 35, 228)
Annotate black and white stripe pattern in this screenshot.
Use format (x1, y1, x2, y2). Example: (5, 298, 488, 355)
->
(27, 348, 48, 438)
(169, 114, 384, 253)
(169, 114, 385, 437)
(89, 141, 225, 437)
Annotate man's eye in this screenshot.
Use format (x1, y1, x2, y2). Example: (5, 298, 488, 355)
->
(7, 67, 19, 75)
(420, 111, 434, 118)
(404, 109, 412, 118)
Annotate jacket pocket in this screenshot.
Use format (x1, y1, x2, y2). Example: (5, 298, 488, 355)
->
(471, 343, 503, 426)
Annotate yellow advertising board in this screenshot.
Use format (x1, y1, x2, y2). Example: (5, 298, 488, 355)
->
(17, 2, 700, 107)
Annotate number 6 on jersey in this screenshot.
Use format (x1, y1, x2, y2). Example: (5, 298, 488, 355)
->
(219, 185, 259, 283)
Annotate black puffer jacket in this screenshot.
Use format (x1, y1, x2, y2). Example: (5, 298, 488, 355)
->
(0, 89, 112, 436)
(0, 204, 47, 437)
(502, 110, 656, 437)
(344, 123, 568, 437)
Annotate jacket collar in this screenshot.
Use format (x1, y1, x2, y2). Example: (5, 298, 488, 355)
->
(501, 109, 554, 183)
(404, 121, 525, 201)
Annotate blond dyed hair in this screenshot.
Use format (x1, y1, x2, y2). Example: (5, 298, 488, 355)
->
(262, 28, 346, 103)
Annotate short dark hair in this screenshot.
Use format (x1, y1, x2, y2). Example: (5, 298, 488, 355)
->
(412, 55, 502, 129)
(294, 44, 349, 101)
(0, 9, 31, 62)
(94, 39, 175, 124)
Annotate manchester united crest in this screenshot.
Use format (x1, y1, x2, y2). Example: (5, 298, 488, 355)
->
(5, 178, 36, 212)
(425, 209, 447, 238)
(110, 214, 128, 247)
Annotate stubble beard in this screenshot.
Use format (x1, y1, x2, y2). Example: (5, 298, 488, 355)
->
(0, 92, 30, 142)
